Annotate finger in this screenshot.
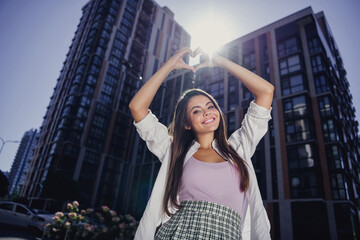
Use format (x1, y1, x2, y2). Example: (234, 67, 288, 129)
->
(195, 63, 208, 71)
(183, 65, 196, 72)
(177, 62, 196, 72)
(193, 47, 205, 57)
(176, 47, 193, 56)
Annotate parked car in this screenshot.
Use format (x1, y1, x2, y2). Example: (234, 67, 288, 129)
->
(0, 201, 53, 232)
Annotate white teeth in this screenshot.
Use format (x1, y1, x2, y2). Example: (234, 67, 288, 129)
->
(204, 118, 214, 124)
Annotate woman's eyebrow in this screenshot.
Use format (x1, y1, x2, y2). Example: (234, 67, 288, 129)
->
(190, 102, 212, 112)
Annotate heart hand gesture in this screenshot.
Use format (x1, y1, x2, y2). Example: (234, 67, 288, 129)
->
(193, 47, 225, 71)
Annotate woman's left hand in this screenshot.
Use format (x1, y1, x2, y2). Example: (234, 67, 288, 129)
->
(193, 48, 225, 71)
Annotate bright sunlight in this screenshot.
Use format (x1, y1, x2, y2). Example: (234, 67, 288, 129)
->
(188, 11, 235, 65)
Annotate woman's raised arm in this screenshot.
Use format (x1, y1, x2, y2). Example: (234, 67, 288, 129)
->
(129, 48, 195, 122)
(195, 48, 274, 110)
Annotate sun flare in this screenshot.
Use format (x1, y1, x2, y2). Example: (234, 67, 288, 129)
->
(188, 12, 235, 65)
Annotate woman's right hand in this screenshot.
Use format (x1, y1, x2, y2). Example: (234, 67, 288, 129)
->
(165, 47, 195, 72)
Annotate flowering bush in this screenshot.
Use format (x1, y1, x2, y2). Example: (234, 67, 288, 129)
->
(44, 201, 138, 240)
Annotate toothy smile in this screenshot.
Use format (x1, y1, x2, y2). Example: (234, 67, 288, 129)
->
(202, 118, 215, 124)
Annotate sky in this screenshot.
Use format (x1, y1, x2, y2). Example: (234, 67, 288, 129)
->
(0, 0, 359, 172)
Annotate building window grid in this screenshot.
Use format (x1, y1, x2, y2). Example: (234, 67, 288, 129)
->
(287, 144, 323, 198)
(243, 52, 256, 69)
(322, 119, 339, 142)
(285, 118, 313, 143)
(314, 74, 331, 94)
(311, 55, 326, 73)
(227, 112, 236, 136)
(277, 36, 300, 58)
(209, 81, 224, 109)
(331, 172, 349, 200)
(283, 95, 308, 119)
(326, 145, 345, 170)
(281, 74, 305, 96)
(318, 95, 335, 118)
(308, 37, 322, 55)
(279, 54, 301, 76)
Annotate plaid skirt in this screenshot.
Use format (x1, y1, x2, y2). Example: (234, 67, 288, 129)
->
(154, 201, 242, 240)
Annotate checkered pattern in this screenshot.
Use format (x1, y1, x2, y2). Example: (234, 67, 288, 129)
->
(154, 201, 242, 240)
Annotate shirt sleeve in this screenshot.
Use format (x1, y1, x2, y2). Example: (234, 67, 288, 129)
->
(228, 100, 272, 162)
(133, 110, 171, 162)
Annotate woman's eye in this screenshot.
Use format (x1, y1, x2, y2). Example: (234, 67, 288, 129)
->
(208, 105, 214, 109)
(193, 110, 200, 114)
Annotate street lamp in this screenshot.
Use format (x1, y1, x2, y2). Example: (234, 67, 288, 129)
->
(0, 136, 20, 158)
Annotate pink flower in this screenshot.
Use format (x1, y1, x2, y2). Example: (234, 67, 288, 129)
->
(52, 216, 60, 221)
(72, 201, 79, 208)
(67, 203, 73, 210)
(110, 210, 117, 216)
(55, 212, 64, 218)
(101, 206, 109, 212)
(68, 212, 77, 219)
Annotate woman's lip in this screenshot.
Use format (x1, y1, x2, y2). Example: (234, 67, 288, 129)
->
(202, 118, 215, 124)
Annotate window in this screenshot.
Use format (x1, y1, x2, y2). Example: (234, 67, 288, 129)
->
(107, 66, 120, 77)
(243, 86, 253, 100)
(281, 74, 305, 96)
(264, 63, 270, 81)
(287, 143, 323, 198)
(285, 119, 313, 143)
(322, 119, 338, 142)
(311, 55, 326, 73)
(104, 74, 118, 86)
(283, 95, 307, 119)
(308, 37, 321, 55)
(326, 145, 344, 170)
(314, 74, 330, 94)
(0, 203, 14, 211)
(92, 115, 107, 129)
(210, 81, 224, 98)
(16, 206, 30, 215)
(153, 30, 160, 55)
(86, 75, 97, 86)
(109, 55, 121, 67)
(331, 173, 349, 200)
(287, 144, 316, 169)
(278, 37, 299, 57)
(228, 76, 238, 110)
(318, 96, 334, 117)
(227, 112, 236, 136)
(243, 53, 256, 69)
(65, 96, 76, 106)
(279, 55, 301, 75)
(80, 96, 91, 107)
(290, 172, 323, 198)
(76, 107, 88, 119)
(102, 83, 115, 97)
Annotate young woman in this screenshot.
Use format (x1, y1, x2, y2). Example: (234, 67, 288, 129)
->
(129, 47, 274, 240)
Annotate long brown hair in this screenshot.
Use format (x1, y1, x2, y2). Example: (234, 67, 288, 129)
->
(163, 88, 250, 216)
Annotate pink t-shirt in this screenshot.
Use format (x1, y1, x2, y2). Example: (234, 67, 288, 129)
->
(178, 156, 248, 224)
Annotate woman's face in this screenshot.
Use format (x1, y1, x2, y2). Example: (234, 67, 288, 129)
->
(186, 95, 220, 135)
